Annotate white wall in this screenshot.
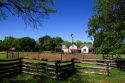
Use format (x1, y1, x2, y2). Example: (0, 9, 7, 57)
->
(62, 48, 69, 53)
(62, 45, 69, 53)
(69, 44, 77, 53)
(81, 46, 89, 53)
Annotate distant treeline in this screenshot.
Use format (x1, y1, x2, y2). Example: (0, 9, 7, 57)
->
(0, 35, 92, 52)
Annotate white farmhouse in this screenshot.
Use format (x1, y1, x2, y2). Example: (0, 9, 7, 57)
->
(81, 44, 94, 53)
(62, 44, 69, 53)
(69, 44, 77, 53)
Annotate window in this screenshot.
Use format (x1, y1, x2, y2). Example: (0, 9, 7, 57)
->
(84, 49, 86, 52)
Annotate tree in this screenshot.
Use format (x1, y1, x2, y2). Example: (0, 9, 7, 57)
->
(39, 35, 64, 51)
(83, 42, 92, 45)
(52, 37, 63, 46)
(34, 41, 40, 51)
(0, 0, 56, 28)
(19, 37, 36, 51)
(2, 36, 19, 50)
(76, 40, 83, 47)
(0, 40, 3, 51)
(39, 35, 53, 51)
(63, 41, 72, 48)
(88, 0, 125, 55)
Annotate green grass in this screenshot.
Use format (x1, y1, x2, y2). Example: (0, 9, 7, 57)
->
(1, 68, 125, 83)
(0, 52, 6, 59)
(0, 52, 41, 59)
(1, 52, 125, 83)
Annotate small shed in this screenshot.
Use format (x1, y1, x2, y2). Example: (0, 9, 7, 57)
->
(81, 44, 94, 53)
(62, 44, 69, 53)
(69, 44, 77, 53)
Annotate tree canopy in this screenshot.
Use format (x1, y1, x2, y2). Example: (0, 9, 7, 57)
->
(0, 0, 56, 28)
(88, 0, 125, 54)
(63, 41, 72, 48)
(76, 40, 83, 48)
(39, 35, 63, 51)
(19, 37, 36, 51)
(0, 36, 38, 51)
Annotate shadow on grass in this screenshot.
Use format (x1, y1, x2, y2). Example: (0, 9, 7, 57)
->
(1, 72, 89, 83)
(115, 58, 125, 71)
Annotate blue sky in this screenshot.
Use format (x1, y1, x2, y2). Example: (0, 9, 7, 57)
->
(0, 0, 95, 42)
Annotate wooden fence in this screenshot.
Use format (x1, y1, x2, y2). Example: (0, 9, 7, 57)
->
(0, 58, 22, 78)
(76, 59, 111, 76)
(0, 58, 112, 79)
(22, 59, 75, 79)
(0, 58, 75, 79)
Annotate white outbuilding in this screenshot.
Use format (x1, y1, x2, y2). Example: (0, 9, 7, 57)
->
(62, 44, 69, 53)
(69, 44, 77, 53)
(81, 44, 94, 53)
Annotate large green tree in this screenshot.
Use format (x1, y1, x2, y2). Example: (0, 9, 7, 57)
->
(2, 36, 19, 50)
(0, 0, 55, 28)
(0, 40, 3, 51)
(19, 37, 36, 51)
(88, 0, 125, 54)
(39, 36, 63, 51)
(52, 37, 63, 47)
(76, 40, 83, 47)
(63, 41, 72, 48)
(39, 35, 53, 51)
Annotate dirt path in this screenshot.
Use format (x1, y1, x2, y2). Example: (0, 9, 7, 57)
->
(24, 53, 101, 61)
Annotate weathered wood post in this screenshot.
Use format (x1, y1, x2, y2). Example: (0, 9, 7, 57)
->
(104, 59, 110, 76)
(19, 58, 23, 73)
(7, 50, 8, 59)
(18, 51, 19, 58)
(71, 59, 75, 72)
(55, 60, 59, 79)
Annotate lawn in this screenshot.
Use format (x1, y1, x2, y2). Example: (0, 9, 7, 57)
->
(1, 52, 125, 83)
(1, 68, 125, 83)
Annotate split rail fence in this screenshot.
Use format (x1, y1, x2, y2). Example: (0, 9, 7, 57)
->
(0, 58, 113, 79)
(76, 59, 112, 76)
(0, 58, 75, 79)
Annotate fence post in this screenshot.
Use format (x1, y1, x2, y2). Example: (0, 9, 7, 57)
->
(18, 51, 19, 58)
(55, 60, 59, 79)
(104, 59, 110, 76)
(71, 59, 75, 71)
(19, 58, 23, 73)
(7, 50, 8, 59)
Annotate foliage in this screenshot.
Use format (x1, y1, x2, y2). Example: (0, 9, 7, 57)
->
(52, 37, 63, 50)
(39, 35, 53, 51)
(19, 37, 36, 51)
(2, 36, 20, 50)
(0, 36, 40, 51)
(34, 41, 41, 51)
(63, 41, 72, 48)
(0, 0, 56, 28)
(76, 40, 83, 47)
(88, 0, 125, 54)
(0, 40, 3, 51)
(39, 35, 63, 51)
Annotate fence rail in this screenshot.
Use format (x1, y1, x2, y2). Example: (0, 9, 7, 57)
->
(76, 59, 111, 76)
(0, 58, 112, 79)
(0, 58, 22, 78)
(22, 59, 75, 79)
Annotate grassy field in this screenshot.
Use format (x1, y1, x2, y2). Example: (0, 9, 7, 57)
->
(1, 52, 125, 83)
(1, 68, 125, 83)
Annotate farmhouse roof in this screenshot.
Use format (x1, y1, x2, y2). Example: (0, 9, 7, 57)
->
(80, 44, 94, 49)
